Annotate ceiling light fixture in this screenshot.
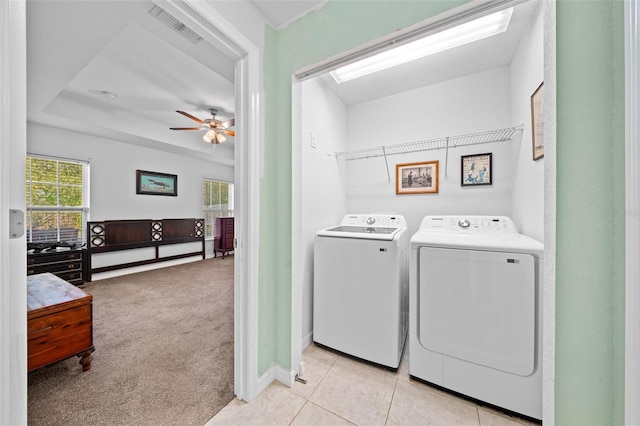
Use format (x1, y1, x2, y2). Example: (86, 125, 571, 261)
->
(330, 7, 513, 84)
(89, 89, 119, 100)
(203, 129, 226, 144)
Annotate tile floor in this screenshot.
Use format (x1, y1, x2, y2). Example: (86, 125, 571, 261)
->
(205, 344, 540, 426)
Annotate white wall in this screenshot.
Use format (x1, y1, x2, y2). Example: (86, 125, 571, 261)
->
(29, 123, 233, 220)
(28, 122, 234, 275)
(346, 66, 516, 236)
(300, 77, 348, 344)
(510, 3, 545, 241)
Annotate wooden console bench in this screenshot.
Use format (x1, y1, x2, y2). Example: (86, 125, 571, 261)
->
(27, 273, 94, 372)
(86, 218, 205, 281)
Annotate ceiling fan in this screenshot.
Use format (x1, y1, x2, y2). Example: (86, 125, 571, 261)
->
(170, 108, 235, 144)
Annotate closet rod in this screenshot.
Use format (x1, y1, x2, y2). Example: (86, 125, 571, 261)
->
(335, 125, 523, 161)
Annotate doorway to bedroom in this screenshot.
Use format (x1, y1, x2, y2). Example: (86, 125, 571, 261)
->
(24, 0, 246, 423)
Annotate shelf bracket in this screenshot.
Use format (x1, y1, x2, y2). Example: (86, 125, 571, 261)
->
(382, 146, 391, 183)
(444, 137, 450, 177)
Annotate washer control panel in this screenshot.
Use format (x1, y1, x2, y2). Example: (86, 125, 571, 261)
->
(342, 214, 407, 228)
(420, 216, 518, 233)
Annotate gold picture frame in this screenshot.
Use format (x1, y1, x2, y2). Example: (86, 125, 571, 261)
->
(531, 82, 544, 160)
(396, 161, 439, 194)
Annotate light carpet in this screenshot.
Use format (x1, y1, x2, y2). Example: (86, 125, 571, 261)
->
(28, 256, 235, 426)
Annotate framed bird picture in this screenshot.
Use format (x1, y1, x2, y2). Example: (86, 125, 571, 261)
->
(136, 170, 178, 196)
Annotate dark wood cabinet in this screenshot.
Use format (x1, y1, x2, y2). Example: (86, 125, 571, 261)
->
(27, 249, 86, 285)
(214, 217, 234, 258)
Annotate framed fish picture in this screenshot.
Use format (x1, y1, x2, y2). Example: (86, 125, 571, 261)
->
(136, 170, 178, 196)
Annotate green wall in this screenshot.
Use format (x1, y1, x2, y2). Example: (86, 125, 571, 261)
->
(555, 0, 625, 424)
(260, 0, 468, 375)
(262, 1, 626, 424)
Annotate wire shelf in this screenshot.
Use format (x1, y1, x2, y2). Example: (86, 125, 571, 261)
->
(335, 126, 523, 161)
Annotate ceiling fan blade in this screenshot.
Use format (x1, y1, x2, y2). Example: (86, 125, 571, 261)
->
(176, 110, 205, 124)
(221, 118, 235, 128)
(222, 129, 235, 137)
(170, 127, 203, 130)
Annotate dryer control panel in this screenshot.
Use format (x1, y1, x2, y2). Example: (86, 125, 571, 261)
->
(419, 216, 518, 233)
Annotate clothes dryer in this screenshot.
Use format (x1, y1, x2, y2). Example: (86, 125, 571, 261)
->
(314, 214, 408, 368)
(409, 215, 543, 419)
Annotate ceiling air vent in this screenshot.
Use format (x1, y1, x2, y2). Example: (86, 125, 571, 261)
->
(148, 5, 203, 44)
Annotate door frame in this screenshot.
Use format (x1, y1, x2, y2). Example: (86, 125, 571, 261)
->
(0, 3, 262, 424)
(625, 0, 639, 423)
(166, 0, 262, 401)
(0, 0, 28, 424)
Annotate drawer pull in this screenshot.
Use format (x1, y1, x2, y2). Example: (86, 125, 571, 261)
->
(29, 325, 53, 338)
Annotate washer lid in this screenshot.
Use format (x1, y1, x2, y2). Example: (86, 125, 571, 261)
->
(317, 225, 403, 241)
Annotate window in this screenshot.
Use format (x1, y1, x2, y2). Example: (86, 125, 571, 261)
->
(25, 156, 89, 244)
(203, 179, 233, 238)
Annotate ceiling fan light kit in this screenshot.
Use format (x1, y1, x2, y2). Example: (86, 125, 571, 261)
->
(203, 129, 226, 144)
(330, 7, 513, 84)
(170, 108, 235, 145)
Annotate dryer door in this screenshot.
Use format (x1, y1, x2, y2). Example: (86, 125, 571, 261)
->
(418, 247, 535, 376)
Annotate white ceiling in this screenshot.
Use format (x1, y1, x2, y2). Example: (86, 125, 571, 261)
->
(27, 0, 538, 166)
(251, 0, 328, 29)
(27, 0, 237, 165)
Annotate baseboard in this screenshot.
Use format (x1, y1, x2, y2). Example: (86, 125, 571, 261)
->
(275, 364, 296, 387)
(256, 363, 296, 395)
(257, 366, 275, 396)
(302, 331, 313, 350)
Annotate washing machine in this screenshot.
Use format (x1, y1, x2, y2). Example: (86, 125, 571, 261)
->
(314, 214, 408, 368)
(409, 215, 543, 420)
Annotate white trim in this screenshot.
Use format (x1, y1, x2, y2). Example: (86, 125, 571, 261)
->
(275, 365, 296, 387)
(542, 1, 556, 423)
(0, 0, 27, 424)
(163, 0, 262, 402)
(256, 363, 296, 391)
(291, 76, 303, 389)
(257, 365, 276, 394)
(626, 0, 640, 424)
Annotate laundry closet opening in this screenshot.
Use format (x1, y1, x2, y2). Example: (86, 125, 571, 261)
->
(291, 0, 547, 419)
